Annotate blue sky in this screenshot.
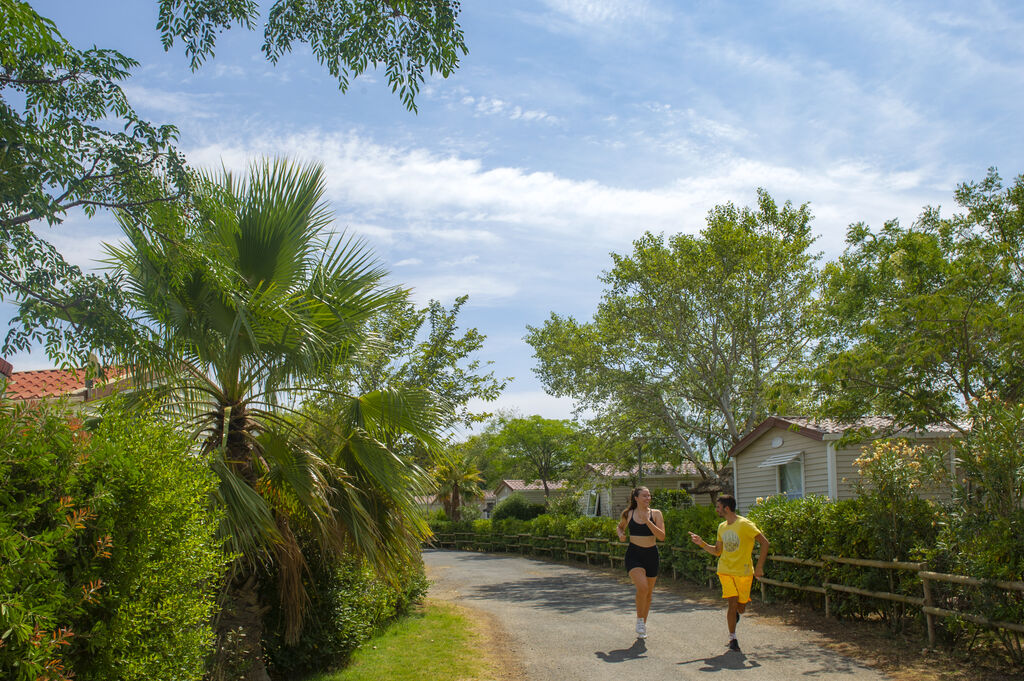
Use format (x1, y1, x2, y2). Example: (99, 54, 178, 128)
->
(9, 0, 1024, 430)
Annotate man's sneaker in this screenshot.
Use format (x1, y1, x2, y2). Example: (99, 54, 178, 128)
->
(636, 618, 647, 638)
(728, 638, 741, 652)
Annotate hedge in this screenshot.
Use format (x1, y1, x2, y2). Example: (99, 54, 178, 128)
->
(0, 401, 226, 681)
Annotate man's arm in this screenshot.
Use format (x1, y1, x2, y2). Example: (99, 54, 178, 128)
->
(754, 533, 770, 578)
(689, 531, 722, 556)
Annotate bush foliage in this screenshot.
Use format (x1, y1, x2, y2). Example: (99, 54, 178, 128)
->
(0, 402, 225, 681)
(490, 493, 545, 521)
(262, 555, 428, 679)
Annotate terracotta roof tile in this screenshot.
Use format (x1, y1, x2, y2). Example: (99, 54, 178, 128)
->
(0, 358, 12, 378)
(587, 461, 700, 478)
(2, 367, 127, 401)
(498, 479, 566, 492)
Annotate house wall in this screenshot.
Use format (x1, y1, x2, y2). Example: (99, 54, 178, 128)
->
(734, 428, 829, 513)
(737, 430, 958, 512)
(834, 438, 955, 503)
(594, 475, 708, 517)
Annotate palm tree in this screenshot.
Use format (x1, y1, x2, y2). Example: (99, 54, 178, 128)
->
(433, 452, 485, 521)
(106, 158, 443, 681)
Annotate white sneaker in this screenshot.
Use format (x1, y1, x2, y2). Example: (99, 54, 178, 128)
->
(636, 618, 647, 638)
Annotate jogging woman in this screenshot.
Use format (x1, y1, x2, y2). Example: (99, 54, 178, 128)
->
(616, 486, 665, 639)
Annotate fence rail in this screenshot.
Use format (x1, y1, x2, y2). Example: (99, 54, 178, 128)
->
(428, 532, 1024, 645)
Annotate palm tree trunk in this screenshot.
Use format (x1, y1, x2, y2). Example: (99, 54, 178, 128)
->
(211, 571, 272, 681)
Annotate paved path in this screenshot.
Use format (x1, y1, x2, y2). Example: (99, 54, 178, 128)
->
(424, 549, 890, 681)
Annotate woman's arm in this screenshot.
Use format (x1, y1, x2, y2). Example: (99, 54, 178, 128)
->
(616, 514, 628, 542)
(648, 509, 666, 541)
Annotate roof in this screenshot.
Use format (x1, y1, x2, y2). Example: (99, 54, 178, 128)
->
(496, 479, 566, 492)
(727, 415, 964, 459)
(2, 367, 127, 401)
(0, 358, 12, 378)
(586, 461, 700, 478)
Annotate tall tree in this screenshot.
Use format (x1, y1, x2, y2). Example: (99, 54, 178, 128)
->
(106, 158, 443, 681)
(331, 294, 508, 434)
(432, 452, 484, 521)
(2, 0, 467, 365)
(813, 168, 1024, 431)
(1, 0, 192, 364)
(526, 190, 819, 481)
(487, 414, 581, 499)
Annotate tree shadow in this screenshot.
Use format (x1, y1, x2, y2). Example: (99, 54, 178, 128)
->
(467, 573, 718, 615)
(595, 638, 647, 662)
(748, 644, 874, 675)
(678, 650, 763, 672)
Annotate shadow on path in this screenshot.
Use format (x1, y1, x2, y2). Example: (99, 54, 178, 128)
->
(467, 573, 719, 615)
(751, 644, 872, 676)
(595, 638, 647, 663)
(678, 650, 763, 672)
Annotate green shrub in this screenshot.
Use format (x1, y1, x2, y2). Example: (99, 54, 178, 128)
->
(545, 492, 583, 517)
(660, 505, 720, 582)
(564, 515, 617, 540)
(263, 556, 428, 679)
(0, 402, 226, 681)
(530, 513, 569, 537)
(491, 493, 545, 521)
(651, 488, 692, 509)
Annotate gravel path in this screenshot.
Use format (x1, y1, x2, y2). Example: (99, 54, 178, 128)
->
(424, 549, 891, 681)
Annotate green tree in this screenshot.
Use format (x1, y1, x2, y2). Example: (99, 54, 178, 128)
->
(526, 190, 819, 481)
(814, 169, 1024, 432)
(488, 414, 581, 499)
(155, 0, 467, 112)
(2, 0, 467, 365)
(105, 158, 443, 681)
(1, 0, 192, 364)
(432, 452, 484, 521)
(331, 294, 508, 435)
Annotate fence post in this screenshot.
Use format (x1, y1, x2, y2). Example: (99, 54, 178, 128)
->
(823, 555, 831, 618)
(922, 573, 936, 647)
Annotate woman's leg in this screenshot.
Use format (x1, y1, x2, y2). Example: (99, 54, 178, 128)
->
(628, 568, 649, 617)
(641, 576, 657, 620)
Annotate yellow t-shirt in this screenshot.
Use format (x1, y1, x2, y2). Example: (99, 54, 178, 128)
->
(716, 516, 763, 576)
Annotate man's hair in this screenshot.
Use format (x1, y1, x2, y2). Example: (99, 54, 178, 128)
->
(716, 494, 737, 512)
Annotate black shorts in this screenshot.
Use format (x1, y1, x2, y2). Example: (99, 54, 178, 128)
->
(625, 543, 659, 578)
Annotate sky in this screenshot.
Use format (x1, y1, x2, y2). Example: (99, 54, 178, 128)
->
(8, 0, 1024, 433)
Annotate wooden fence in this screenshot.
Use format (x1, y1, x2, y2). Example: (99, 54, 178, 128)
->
(428, 532, 1024, 646)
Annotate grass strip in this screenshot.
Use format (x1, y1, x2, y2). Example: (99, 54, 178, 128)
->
(304, 599, 497, 681)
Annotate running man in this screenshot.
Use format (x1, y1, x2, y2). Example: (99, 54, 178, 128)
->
(689, 494, 769, 652)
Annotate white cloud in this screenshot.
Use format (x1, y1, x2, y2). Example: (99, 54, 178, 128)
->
(461, 95, 558, 124)
(537, 0, 668, 30)
(121, 84, 217, 117)
(406, 274, 518, 306)
(184, 129, 947, 258)
(393, 258, 422, 267)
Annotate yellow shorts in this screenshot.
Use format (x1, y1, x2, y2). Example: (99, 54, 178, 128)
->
(718, 573, 753, 603)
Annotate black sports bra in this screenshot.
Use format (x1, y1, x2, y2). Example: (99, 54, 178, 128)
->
(628, 512, 654, 536)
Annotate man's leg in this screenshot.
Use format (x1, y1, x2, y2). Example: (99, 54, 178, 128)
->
(726, 595, 739, 634)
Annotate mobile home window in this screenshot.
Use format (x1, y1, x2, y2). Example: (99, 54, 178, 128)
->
(779, 460, 803, 498)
